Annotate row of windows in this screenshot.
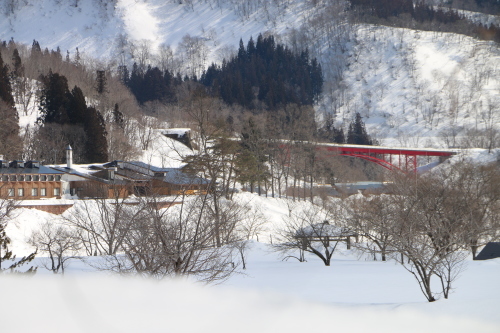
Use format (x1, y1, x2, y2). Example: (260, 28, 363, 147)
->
(8, 188, 61, 197)
(0, 175, 62, 182)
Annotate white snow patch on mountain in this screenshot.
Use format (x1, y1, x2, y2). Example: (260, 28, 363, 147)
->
(116, 0, 160, 44)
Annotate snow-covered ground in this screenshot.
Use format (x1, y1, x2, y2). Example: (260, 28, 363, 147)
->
(1, 240, 499, 332)
(3, 189, 500, 332)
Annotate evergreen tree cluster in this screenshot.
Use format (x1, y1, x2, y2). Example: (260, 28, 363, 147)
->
(236, 117, 270, 193)
(349, 0, 500, 42)
(474, 0, 500, 14)
(346, 112, 374, 145)
(0, 53, 14, 106)
(350, 0, 414, 19)
(317, 116, 345, 144)
(38, 71, 108, 162)
(318, 112, 375, 146)
(201, 34, 323, 110)
(0, 52, 21, 160)
(123, 64, 179, 105)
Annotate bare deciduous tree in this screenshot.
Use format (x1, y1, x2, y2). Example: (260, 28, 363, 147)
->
(63, 187, 140, 256)
(345, 195, 395, 261)
(274, 203, 353, 266)
(177, 34, 209, 78)
(372, 170, 483, 302)
(28, 221, 81, 274)
(120, 195, 237, 283)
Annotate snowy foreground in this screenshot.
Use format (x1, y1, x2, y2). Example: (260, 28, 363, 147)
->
(3, 186, 500, 332)
(1, 242, 499, 332)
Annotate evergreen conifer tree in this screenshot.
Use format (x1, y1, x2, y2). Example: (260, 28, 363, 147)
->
(84, 106, 108, 162)
(0, 53, 14, 107)
(113, 103, 124, 127)
(319, 116, 345, 143)
(96, 70, 107, 95)
(117, 65, 129, 85)
(67, 86, 87, 125)
(236, 117, 269, 194)
(30, 40, 41, 58)
(347, 112, 373, 145)
(11, 49, 23, 78)
(0, 222, 36, 273)
(0, 52, 21, 159)
(38, 71, 71, 124)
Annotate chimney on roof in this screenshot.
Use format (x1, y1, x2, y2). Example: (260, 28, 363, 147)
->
(66, 145, 73, 169)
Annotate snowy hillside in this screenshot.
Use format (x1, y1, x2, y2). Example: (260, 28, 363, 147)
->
(2, 0, 500, 147)
(336, 26, 500, 148)
(0, 0, 307, 63)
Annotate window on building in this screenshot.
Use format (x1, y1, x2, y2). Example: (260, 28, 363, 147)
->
(10, 175, 16, 181)
(19, 175, 25, 181)
(8, 188, 14, 197)
(40, 188, 46, 196)
(40, 175, 47, 181)
(48, 175, 54, 181)
(31, 188, 38, 196)
(18, 188, 24, 197)
(54, 188, 60, 196)
(26, 175, 32, 181)
(33, 175, 39, 181)
(55, 175, 61, 181)
(1, 176, 7, 181)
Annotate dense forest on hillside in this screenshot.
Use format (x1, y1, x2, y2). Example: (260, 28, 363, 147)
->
(349, 0, 500, 42)
(122, 34, 323, 112)
(201, 35, 323, 110)
(0, 39, 141, 163)
(433, 0, 500, 15)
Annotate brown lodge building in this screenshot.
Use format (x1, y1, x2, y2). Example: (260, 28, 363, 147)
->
(0, 160, 65, 199)
(0, 147, 209, 200)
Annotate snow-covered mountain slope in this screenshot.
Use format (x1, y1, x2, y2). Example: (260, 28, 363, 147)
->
(0, 0, 306, 62)
(2, 0, 500, 148)
(334, 25, 500, 148)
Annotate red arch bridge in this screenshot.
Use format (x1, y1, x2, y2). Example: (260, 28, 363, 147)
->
(313, 143, 457, 172)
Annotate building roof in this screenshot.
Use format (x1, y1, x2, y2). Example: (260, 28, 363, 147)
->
(0, 165, 64, 175)
(162, 168, 209, 185)
(104, 161, 209, 185)
(49, 166, 129, 186)
(116, 161, 173, 173)
(475, 242, 500, 260)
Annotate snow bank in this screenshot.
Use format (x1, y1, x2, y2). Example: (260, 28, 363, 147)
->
(0, 271, 498, 333)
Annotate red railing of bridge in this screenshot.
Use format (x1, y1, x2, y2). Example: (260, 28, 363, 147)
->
(317, 144, 456, 172)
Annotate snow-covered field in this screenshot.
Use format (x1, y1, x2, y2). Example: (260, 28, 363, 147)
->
(1, 241, 499, 332)
(2, 189, 500, 332)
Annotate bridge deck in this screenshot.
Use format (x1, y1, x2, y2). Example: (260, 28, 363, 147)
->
(316, 143, 457, 157)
